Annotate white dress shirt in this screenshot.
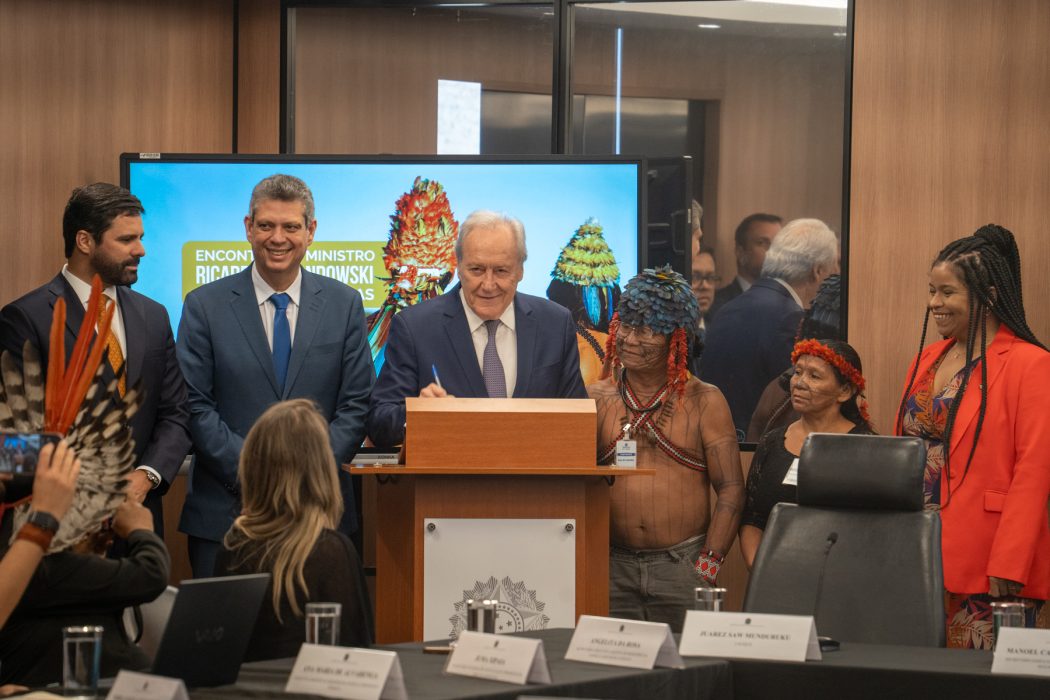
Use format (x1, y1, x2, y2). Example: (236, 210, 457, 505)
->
(460, 293, 517, 396)
(252, 266, 303, 349)
(61, 265, 126, 356)
(773, 277, 804, 310)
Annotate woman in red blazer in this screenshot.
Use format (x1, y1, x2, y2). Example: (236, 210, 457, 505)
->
(896, 225, 1050, 649)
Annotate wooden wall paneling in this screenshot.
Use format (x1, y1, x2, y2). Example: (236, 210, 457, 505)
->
(293, 7, 554, 154)
(0, 0, 234, 306)
(162, 473, 192, 584)
(850, 0, 1050, 433)
(237, 0, 282, 153)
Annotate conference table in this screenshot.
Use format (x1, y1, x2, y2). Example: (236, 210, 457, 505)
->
(191, 628, 1050, 700)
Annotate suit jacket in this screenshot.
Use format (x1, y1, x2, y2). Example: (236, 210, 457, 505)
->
(708, 277, 745, 322)
(0, 529, 169, 685)
(0, 274, 192, 531)
(700, 277, 802, 437)
(367, 289, 588, 447)
(900, 325, 1050, 598)
(177, 266, 374, 541)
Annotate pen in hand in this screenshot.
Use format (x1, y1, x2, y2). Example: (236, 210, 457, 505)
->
(431, 364, 443, 390)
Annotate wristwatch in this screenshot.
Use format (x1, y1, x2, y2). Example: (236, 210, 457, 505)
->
(139, 468, 162, 490)
(26, 510, 60, 534)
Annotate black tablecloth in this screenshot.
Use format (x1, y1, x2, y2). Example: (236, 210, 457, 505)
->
(192, 628, 731, 700)
(189, 628, 1050, 700)
(730, 641, 1050, 700)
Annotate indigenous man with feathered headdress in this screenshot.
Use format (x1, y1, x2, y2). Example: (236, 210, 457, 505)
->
(588, 265, 744, 632)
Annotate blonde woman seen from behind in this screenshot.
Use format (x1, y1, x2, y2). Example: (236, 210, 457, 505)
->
(216, 399, 373, 660)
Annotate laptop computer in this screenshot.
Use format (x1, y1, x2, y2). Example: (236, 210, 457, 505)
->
(148, 573, 270, 687)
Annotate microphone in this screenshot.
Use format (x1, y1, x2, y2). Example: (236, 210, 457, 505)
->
(812, 532, 839, 621)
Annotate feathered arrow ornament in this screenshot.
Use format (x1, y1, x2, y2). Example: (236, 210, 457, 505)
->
(1, 275, 143, 551)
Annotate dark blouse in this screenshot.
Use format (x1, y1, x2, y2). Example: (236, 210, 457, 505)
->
(742, 423, 874, 531)
(215, 528, 373, 661)
(0, 530, 170, 685)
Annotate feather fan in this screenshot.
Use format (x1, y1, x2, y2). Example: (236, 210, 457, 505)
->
(2, 276, 144, 552)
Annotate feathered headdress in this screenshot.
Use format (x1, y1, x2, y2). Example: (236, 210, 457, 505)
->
(546, 218, 621, 333)
(367, 177, 459, 361)
(2, 276, 142, 551)
(603, 265, 700, 395)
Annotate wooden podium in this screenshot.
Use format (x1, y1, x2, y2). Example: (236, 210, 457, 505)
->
(358, 398, 649, 643)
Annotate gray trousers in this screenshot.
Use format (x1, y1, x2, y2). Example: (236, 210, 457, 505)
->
(609, 534, 706, 633)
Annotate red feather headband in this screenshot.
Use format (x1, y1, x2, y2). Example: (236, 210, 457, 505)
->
(791, 339, 866, 392)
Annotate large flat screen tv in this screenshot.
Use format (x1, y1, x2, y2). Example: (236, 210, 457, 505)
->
(121, 154, 644, 376)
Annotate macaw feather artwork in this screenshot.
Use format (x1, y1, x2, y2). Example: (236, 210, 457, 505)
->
(545, 218, 622, 385)
(1, 275, 142, 552)
(367, 176, 459, 361)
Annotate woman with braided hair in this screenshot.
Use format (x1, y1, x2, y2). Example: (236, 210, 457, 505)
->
(739, 338, 874, 568)
(896, 224, 1050, 649)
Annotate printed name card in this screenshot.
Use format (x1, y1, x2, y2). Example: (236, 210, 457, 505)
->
(106, 671, 188, 700)
(285, 644, 407, 700)
(445, 631, 551, 685)
(565, 615, 683, 670)
(992, 628, 1050, 677)
(679, 611, 821, 662)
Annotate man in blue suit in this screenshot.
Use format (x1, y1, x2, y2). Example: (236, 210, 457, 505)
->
(0, 183, 191, 536)
(177, 175, 374, 577)
(367, 210, 587, 448)
(700, 218, 839, 438)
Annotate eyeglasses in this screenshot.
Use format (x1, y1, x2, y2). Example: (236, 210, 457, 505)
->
(619, 323, 661, 341)
(693, 274, 722, 285)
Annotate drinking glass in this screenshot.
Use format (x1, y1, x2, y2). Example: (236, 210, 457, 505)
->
(63, 625, 103, 697)
(305, 602, 342, 646)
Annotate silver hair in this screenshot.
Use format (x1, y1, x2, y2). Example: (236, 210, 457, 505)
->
(248, 174, 315, 227)
(761, 218, 839, 284)
(691, 200, 703, 232)
(455, 210, 528, 264)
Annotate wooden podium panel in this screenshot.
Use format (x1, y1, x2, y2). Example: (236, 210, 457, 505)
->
(404, 398, 596, 469)
(368, 468, 645, 643)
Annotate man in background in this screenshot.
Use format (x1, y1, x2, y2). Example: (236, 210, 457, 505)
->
(177, 174, 374, 577)
(708, 213, 782, 320)
(701, 218, 839, 437)
(0, 183, 191, 535)
(367, 210, 587, 448)
(690, 246, 720, 376)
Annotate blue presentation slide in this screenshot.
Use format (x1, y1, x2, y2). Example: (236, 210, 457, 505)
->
(127, 159, 641, 336)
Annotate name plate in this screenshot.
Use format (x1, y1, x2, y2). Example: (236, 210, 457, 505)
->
(286, 644, 407, 700)
(679, 611, 821, 662)
(565, 615, 683, 670)
(106, 671, 188, 700)
(992, 628, 1050, 677)
(445, 631, 551, 685)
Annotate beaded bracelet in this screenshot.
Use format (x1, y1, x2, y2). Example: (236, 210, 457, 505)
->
(695, 549, 725, 584)
(16, 522, 54, 552)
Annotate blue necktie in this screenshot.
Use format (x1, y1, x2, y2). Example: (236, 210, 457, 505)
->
(270, 293, 292, 391)
(482, 319, 507, 398)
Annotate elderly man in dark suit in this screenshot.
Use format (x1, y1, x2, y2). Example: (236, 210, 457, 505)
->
(700, 218, 839, 438)
(367, 210, 587, 448)
(0, 183, 191, 534)
(176, 174, 374, 577)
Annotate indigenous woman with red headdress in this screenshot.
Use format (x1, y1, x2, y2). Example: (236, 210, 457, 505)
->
(896, 225, 1050, 649)
(739, 338, 874, 569)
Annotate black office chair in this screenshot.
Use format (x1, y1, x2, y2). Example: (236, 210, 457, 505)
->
(743, 433, 945, 647)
